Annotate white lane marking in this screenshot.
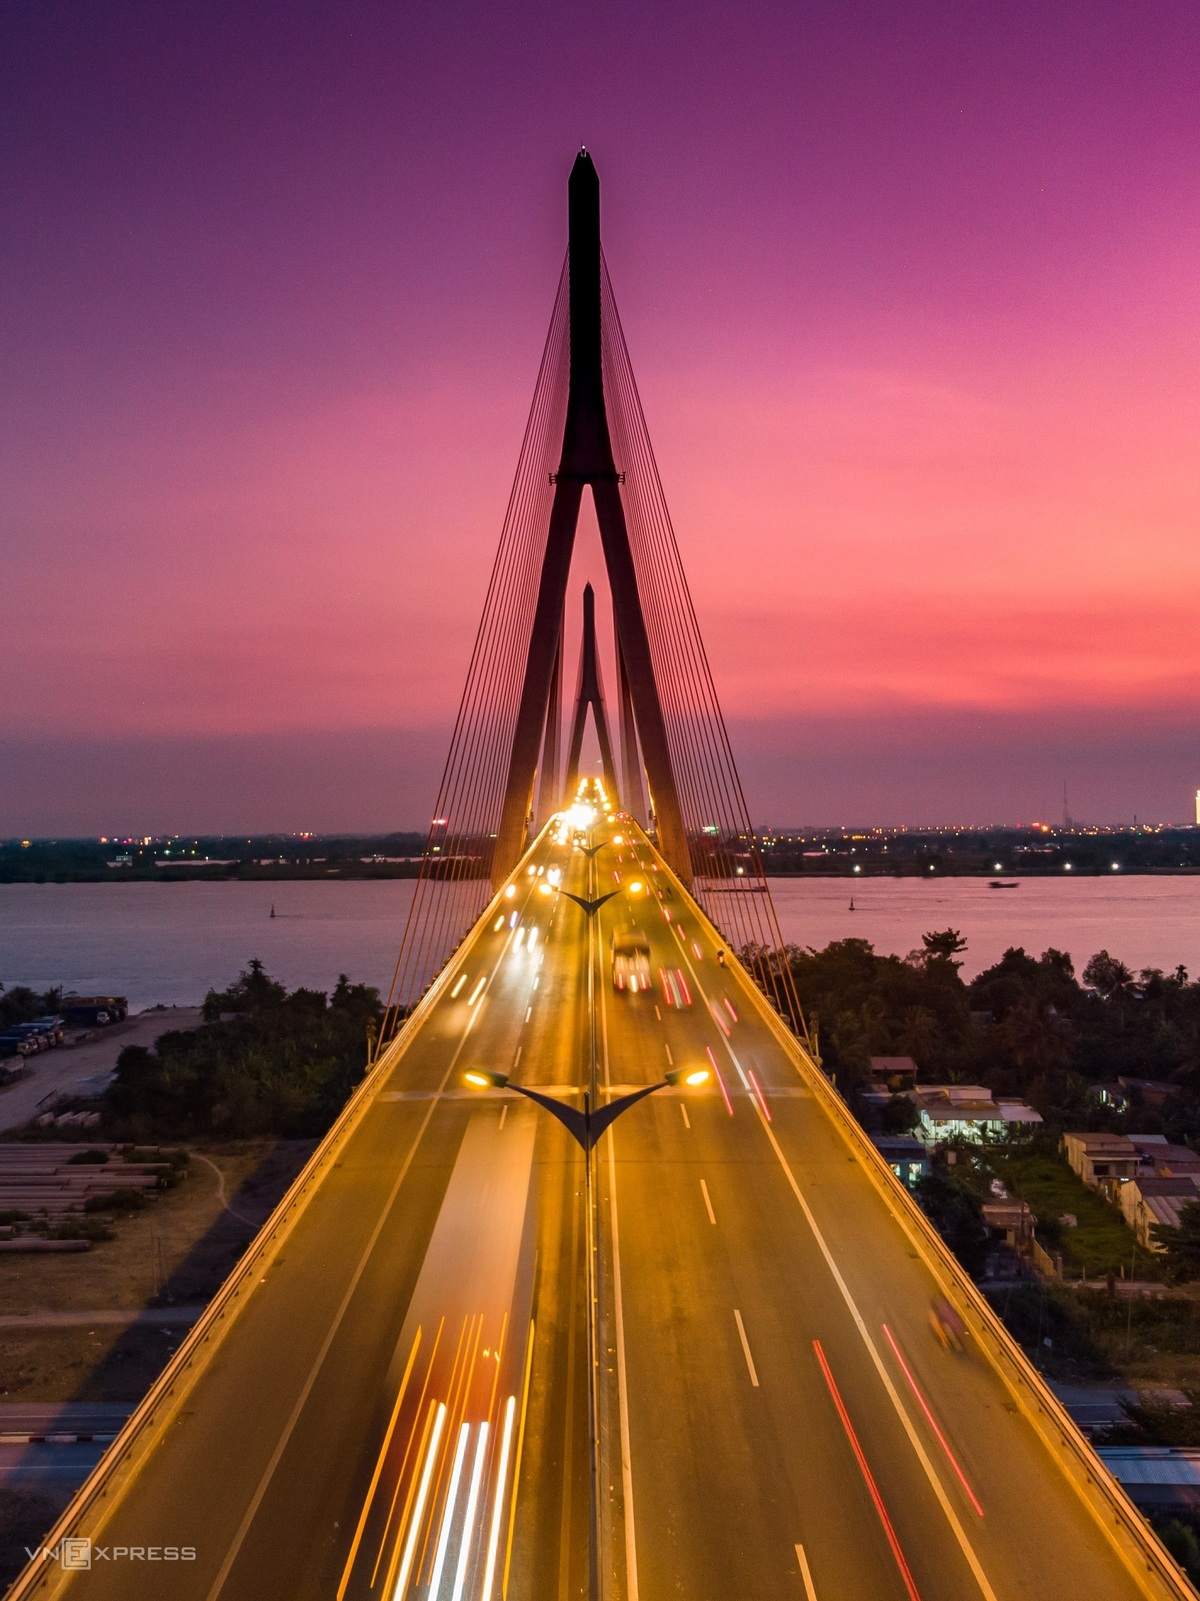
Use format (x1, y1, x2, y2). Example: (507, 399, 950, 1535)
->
(654, 1005, 661, 1021)
(525, 1006, 532, 1023)
(533, 975, 540, 988)
(498, 1105, 508, 1131)
(754, 1110, 998, 1601)
(663, 1042, 673, 1066)
(733, 1309, 760, 1387)
(513, 1046, 522, 1067)
(647, 848, 998, 1599)
(600, 949, 639, 1601)
(700, 1179, 716, 1225)
(680, 1105, 691, 1129)
(795, 1543, 818, 1601)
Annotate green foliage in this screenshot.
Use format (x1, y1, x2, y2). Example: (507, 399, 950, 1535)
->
(1112, 1400, 1200, 1450)
(914, 1167, 989, 1275)
(991, 1151, 1140, 1277)
(745, 931, 1200, 1139)
(0, 985, 61, 1028)
(106, 963, 381, 1140)
(1151, 1518, 1200, 1585)
(1153, 1201, 1200, 1283)
(881, 1094, 919, 1135)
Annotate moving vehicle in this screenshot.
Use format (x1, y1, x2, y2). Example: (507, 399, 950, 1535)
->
(929, 1298, 966, 1352)
(612, 931, 652, 994)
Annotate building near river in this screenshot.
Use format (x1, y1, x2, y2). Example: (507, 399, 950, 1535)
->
(909, 1084, 1042, 1146)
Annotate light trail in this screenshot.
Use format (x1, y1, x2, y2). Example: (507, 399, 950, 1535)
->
(481, 1397, 516, 1601)
(450, 1422, 489, 1601)
(705, 1047, 734, 1117)
(882, 1324, 984, 1517)
(393, 1401, 446, 1600)
(334, 1328, 422, 1601)
(450, 975, 467, 999)
(748, 1069, 772, 1124)
(468, 977, 486, 1006)
(812, 1341, 921, 1601)
(427, 1421, 470, 1600)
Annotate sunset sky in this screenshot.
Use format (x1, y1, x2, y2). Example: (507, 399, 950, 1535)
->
(2, 0, 1197, 832)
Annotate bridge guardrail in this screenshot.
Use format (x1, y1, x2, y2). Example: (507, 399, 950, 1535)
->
(5, 835, 548, 1601)
(656, 849, 1198, 1601)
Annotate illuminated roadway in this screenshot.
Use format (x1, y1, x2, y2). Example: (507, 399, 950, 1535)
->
(20, 812, 1175, 1601)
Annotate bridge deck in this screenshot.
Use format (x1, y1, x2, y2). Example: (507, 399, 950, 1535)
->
(11, 822, 1190, 1601)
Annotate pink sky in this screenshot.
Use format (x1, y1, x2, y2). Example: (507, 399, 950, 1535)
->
(2, 1, 1197, 830)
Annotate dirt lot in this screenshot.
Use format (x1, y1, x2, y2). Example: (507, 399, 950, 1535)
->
(0, 1139, 314, 1403)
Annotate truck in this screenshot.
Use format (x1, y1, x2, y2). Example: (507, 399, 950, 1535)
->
(611, 931, 652, 994)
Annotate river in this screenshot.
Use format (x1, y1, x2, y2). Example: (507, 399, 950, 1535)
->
(2, 876, 1197, 1012)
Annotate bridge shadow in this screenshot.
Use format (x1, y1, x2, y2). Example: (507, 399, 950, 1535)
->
(0, 1142, 316, 1587)
(66, 1139, 317, 1404)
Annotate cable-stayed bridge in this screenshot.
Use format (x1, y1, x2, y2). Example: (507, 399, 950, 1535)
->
(10, 154, 1194, 1601)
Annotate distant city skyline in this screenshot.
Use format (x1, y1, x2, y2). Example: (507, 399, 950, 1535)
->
(2, 2, 1198, 832)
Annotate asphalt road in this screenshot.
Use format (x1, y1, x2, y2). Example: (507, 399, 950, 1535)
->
(17, 809, 1169, 1601)
(590, 830, 1149, 1600)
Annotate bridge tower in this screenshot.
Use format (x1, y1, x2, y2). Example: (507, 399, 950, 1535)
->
(491, 150, 691, 884)
(563, 582, 619, 801)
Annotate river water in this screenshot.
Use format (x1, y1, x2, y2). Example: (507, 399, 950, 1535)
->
(2, 877, 1197, 1012)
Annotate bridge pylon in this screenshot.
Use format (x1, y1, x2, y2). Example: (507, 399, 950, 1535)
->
(562, 582, 619, 802)
(491, 150, 691, 885)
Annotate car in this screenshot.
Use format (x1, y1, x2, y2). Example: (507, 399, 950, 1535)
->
(0, 1032, 38, 1057)
(612, 932, 652, 993)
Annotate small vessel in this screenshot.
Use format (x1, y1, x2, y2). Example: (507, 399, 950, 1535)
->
(848, 897, 855, 911)
(270, 903, 276, 918)
(989, 880, 1019, 890)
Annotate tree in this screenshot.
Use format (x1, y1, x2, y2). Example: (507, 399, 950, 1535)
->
(998, 995, 1073, 1078)
(882, 1094, 919, 1135)
(915, 1169, 989, 1275)
(1153, 1200, 1200, 1282)
(1083, 951, 1134, 998)
(921, 929, 968, 971)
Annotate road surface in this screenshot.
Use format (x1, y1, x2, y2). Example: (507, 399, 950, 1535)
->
(10, 815, 1178, 1601)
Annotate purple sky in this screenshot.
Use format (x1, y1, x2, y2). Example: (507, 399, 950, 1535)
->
(2, 1, 1198, 833)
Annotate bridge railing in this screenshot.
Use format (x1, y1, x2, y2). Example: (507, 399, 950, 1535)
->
(654, 843, 1198, 1601)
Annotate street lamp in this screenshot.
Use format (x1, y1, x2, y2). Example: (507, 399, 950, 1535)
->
(464, 1062, 708, 1599)
(463, 1065, 709, 1150)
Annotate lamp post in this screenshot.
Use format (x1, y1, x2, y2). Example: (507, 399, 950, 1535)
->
(464, 1063, 708, 1600)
